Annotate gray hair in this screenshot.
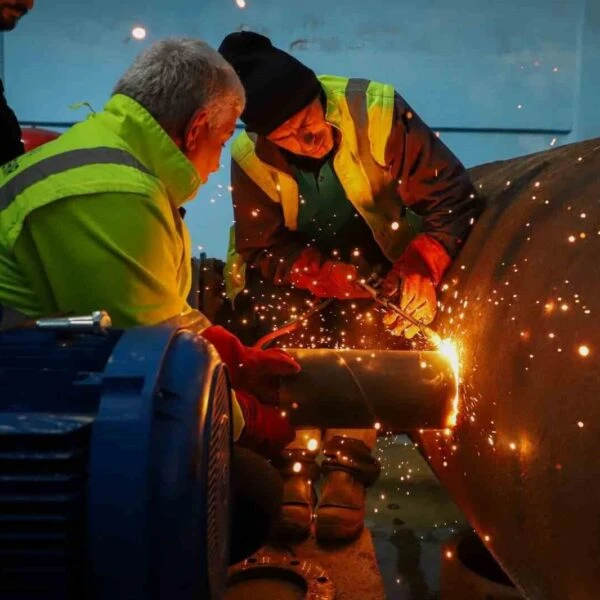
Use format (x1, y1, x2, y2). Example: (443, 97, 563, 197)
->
(113, 37, 245, 137)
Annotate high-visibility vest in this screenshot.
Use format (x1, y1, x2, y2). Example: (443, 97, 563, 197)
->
(0, 94, 199, 329)
(0, 105, 164, 252)
(225, 75, 422, 300)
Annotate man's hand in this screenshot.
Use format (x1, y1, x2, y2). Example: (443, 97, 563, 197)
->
(202, 325, 300, 402)
(381, 235, 450, 339)
(289, 249, 371, 300)
(310, 261, 372, 299)
(234, 389, 295, 459)
(382, 270, 437, 338)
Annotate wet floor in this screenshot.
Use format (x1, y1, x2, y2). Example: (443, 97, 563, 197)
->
(366, 435, 469, 600)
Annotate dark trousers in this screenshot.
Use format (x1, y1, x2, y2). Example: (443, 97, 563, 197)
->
(229, 447, 283, 565)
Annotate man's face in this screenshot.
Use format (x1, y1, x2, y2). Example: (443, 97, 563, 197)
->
(184, 109, 239, 184)
(0, 0, 34, 31)
(267, 97, 334, 159)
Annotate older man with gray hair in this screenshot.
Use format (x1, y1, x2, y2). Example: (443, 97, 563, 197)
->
(0, 38, 300, 562)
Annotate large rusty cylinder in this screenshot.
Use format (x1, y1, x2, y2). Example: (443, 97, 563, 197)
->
(416, 138, 600, 600)
(279, 349, 457, 431)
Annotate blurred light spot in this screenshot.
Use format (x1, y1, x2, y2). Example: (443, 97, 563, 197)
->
(131, 26, 147, 40)
(578, 345, 590, 357)
(307, 438, 318, 451)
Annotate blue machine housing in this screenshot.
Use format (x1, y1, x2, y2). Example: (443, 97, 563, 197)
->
(0, 324, 232, 600)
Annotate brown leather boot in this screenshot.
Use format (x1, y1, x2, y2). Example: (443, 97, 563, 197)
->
(272, 451, 320, 541)
(315, 470, 366, 542)
(315, 436, 380, 543)
(273, 474, 317, 540)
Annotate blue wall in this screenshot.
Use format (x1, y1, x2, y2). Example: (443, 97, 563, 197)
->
(2, 0, 599, 258)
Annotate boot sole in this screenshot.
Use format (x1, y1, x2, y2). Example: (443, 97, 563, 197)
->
(315, 510, 364, 543)
(272, 506, 313, 541)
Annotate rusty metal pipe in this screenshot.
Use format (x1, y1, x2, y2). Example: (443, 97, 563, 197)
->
(417, 138, 600, 600)
(279, 349, 456, 431)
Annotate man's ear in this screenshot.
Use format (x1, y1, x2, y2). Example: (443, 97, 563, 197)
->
(184, 109, 209, 153)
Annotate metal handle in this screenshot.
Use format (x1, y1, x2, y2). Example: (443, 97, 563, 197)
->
(35, 311, 112, 334)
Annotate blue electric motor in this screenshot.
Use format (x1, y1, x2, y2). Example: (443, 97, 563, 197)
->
(0, 317, 232, 599)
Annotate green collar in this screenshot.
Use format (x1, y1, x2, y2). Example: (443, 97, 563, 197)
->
(98, 94, 201, 207)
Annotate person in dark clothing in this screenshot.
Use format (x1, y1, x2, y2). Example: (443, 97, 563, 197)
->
(0, 0, 35, 165)
(218, 32, 484, 545)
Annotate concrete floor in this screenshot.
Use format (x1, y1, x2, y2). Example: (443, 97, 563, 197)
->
(367, 435, 468, 600)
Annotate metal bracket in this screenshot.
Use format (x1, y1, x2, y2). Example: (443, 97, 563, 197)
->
(35, 310, 112, 334)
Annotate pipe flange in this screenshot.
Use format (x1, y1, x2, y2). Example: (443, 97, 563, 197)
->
(227, 552, 336, 599)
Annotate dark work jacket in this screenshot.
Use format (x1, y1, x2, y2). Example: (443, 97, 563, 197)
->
(0, 78, 24, 166)
(231, 91, 484, 285)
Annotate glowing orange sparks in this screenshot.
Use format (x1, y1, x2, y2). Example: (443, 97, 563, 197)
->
(578, 345, 590, 357)
(437, 338, 461, 428)
(307, 438, 319, 451)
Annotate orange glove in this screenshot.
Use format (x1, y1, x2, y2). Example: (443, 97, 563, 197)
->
(382, 235, 451, 338)
(235, 389, 295, 460)
(202, 326, 300, 403)
(289, 248, 371, 300)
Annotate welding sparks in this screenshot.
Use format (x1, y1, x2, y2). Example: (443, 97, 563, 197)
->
(578, 345, 590, 357)
(436, 338, 461, 428)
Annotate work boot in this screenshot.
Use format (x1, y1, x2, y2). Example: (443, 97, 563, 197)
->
(315, 436, 381, 543)
(272, 449, 320, 541)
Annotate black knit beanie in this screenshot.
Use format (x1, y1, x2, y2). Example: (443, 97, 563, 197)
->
(219, 32, 322, 135)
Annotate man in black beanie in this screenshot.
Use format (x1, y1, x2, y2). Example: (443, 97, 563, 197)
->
(219, 32, 483, 543)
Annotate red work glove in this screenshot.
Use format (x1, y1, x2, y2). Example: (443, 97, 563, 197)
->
(382, 235, 451, 338)
(202, 325, 300, 403)
(235, 389, 295, 460)
(289, 248, 371, 300)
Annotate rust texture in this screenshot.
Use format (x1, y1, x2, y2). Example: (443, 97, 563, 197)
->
(419, 138, 600, 600)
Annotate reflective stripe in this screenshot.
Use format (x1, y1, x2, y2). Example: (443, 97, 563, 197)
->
(345, 79, 384, 190)
(344, 78, 421, 261)
(0, 147, 152, 211)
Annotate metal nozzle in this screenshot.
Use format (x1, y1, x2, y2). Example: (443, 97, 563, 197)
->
(35, 311, 112, 334)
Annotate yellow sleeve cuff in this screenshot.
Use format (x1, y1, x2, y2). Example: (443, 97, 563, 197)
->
(230, 389, 246, 442)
